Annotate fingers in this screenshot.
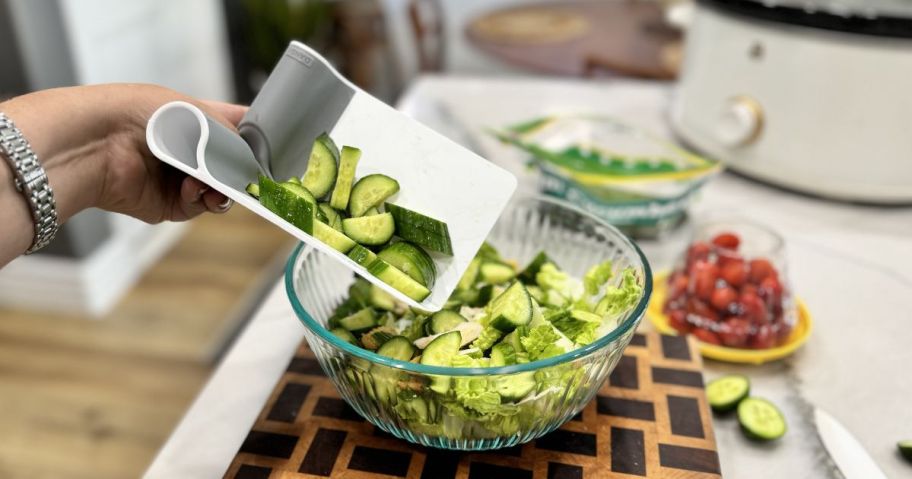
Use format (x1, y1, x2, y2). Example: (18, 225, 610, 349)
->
(200, 100, 248, 129)
(172, 177, 234, 221)
(202, 189, 233, 214)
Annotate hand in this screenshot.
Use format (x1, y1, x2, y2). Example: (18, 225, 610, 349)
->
(1, 83, 247, 223)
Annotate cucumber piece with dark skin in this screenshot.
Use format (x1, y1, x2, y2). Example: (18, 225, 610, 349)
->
(349, 174, 400, 217)
(385, 202, 453, 255)
(258, 175, 313, 234)
(378, 242, 436, 288)
(898, 440, 912, 463)
(488, 281, 533, 332)
(342, 213, 395, 246)
(737, 397, 786, 441)
(706, 374, 750, 413)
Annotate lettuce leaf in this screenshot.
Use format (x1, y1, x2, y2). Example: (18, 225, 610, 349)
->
(520, 324, 567, 360)
(583, 260, 613, 296)
(551, 310, 602, 345)
(595, 267, 642, 317)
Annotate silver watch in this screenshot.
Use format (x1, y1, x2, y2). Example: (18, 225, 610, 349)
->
(0, 112, 59, 254)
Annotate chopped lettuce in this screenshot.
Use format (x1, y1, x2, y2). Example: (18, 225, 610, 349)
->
(583, 260, 614, 296)
(520, 324, 567, 360)
(552, 310, 602, 345)
(595, 267, 642, 317)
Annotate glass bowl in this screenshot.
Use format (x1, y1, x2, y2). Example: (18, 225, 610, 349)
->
(492, 115, 721, 239)
(285, 196, 652, 450)
(661, 218, 797, 349)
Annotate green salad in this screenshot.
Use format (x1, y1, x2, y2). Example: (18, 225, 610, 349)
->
(328, 242, 643, 438)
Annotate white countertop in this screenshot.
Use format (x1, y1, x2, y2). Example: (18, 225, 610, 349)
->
(145, 76, 912, 479)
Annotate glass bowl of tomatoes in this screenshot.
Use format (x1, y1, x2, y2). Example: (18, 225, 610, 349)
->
(662, 220, 796, 349)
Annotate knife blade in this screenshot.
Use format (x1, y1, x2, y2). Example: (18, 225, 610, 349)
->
(814, 407, 887, 479)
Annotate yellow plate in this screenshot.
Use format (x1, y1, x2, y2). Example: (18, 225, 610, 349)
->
(647, 271, 813, 365)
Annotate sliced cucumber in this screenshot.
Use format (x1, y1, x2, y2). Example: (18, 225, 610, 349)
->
(369, 284, 396, 311)
(286, 176, 302, 185)
(347, 244, 377, 267)
(518, 251, 554, 284)
(489, 281, 533, 332)
(386, 202, 453, 255)
(426, 310, 466, 335)
(342, 213, 395, 246)
(245, 182, 260, 198)
(420, 331, 461, 393)
(329, 146, 361, 210)
(457, 258, 481, 290)
(706, 375, 750, 413)
(361, 326, 397, 350)
(302, 133, 339, 198)
(738, 397, 787, 441)
(527, 285, 545, 304)
(338, 307, 377, 333)
(376, 335, 415, 360)
(898, 440, 912, 463)
(279, 182, 317, 207)
(349, 174, 400, 217)
(469, 285, 494, 307)
(489, 342, 516, 366)
(494, 372, 536, 401)
(368, 259, 431, 302)
(479, 261, 516, 285)
(476, 242, 501, 261)
(319, 203, 344, 231)
(378, 242, 436, 288)
(330, 327, 358, 345)
(258, 174, 314, 234)
(363, 207, 380, 215)
(500, 329, 524, 352)
(313, 221, 356, 253)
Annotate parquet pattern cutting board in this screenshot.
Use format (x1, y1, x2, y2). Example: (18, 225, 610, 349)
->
(224, 331, 721, 478)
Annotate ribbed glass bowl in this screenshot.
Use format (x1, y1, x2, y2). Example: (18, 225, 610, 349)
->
(285, 196, 652, 450)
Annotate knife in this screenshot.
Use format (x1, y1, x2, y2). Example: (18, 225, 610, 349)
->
(814, 407, 887, 479)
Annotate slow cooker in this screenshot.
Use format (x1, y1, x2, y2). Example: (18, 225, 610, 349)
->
(671, 0, 912, 203)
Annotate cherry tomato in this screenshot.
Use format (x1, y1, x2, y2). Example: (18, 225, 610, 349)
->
(716, 250, 743, 268)
(690, 260, 719, 301)
(748, 258, 775, 284)
(687, 297, 720, 322)
(719, 317, 751, 348)
(686, 241, 711, 266)
(758, 276, 784, 304)
(749, 324, 777, 349)
(720, 260, 748, 287)
(711, 232, 741, 250)
(739, 292, 769, 323)
(668, 273, 690, 298)
(668, 310, 691, 333)
(710, 286, 738, 311)
(692, 328, 722, 345)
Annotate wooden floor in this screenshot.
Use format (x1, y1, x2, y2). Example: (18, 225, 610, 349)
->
(0, 207, 293, 479)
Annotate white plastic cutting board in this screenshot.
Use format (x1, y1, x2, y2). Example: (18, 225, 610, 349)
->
(146, 41, 516, 311)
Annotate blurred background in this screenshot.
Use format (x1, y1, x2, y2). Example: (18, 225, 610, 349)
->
(0, 0, 910, 477)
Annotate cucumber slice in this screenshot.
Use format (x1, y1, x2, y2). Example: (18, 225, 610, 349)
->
(375, 335, 415, 360)
(360, 326, 397, 350)
(898, 440, 912, 463)
(519, 251, 554, 284)
(258, 174, 314, 234)
(527, 285, 545, 304)
(363, 207, 380, 216)
(286, 176, 302, 185)
(489, 281, 533, 332)
(342, 213, 395, 246)
(706, 375, 750, 413)
(426, 310, 466, 335)
(468, 285, 494, 307)
(500, 329, 524, 352)
(347, 244, 377, 267)
(330, 327, 358, 345)
(319, 203, 344, 232)
(476, 242, 501, 261)
(494, 372, 535, 401)
(457, 258, 481, 290)
(313, 221, 356, 253)
(369, 284, 396, 311)
(737, 397, 787, 441)
(338, 307, 377, 333)
(385, 203, 453, 255)
(368, 259, 431, 302)
(349, 174, 400, 217)
(279, 182, 317, 207)
(302, 133, 339, 198)
(245, 182, 260, 198)
(480, 261, 516, 285)
(489, 342, 516, 366)
(420, 331, 461, 393)
(378, 242, 436, 288)
(329, 146, 361, 210)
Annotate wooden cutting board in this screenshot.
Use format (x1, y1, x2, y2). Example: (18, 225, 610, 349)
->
(223, 331, 720, 478)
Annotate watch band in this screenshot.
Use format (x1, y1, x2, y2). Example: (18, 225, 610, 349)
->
(0, 112, 59, 254)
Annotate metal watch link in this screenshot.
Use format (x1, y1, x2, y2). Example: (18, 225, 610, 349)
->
(0, 112, 59, 254)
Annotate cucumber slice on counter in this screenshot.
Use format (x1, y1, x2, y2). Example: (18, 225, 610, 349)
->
(319, 203, 344, 231)
(737, 397, 786, 441)
(426, 310, 467, 335)
(245, 182, 260, 198)
(376, 336, 416, 361)
(314, 221, 356, 253)
(302, 133, 339, 198)
(338, 307, 378, 333)
(330, 327, 358, 345)
(258, 175, 314, 234)
(329, 146, 361, 210)
(898, 440, 912, 463)
(368, 259, 431, 302)
(347, 244, 377, 267)
(378, 242, 436, 288)
(385, 203, 453, 255)
(706, 374, 750, 413)
(420, 331, 461, 394)
(479, 261, 516, 285)
(349, 174, 400, 217)
(342, 213, 395, 246)
(489, 281, 533, 332)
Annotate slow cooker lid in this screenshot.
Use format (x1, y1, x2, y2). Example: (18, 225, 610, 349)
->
(698, 0, 912, 39)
